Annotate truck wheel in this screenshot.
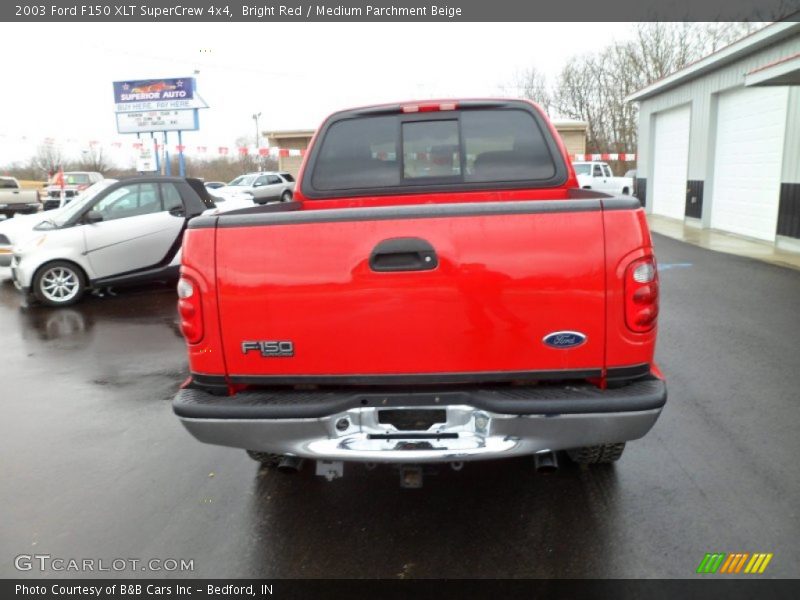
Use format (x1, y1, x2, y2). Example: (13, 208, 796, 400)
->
(246, 450, 282, 466)
(567, 443, 626, 464)
(33, 261, 86, 307)
(280, 190, 293, 202)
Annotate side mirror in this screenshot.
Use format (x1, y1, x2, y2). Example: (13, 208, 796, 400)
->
(253, 182, 263, 187)
(84, 210, 104, 224)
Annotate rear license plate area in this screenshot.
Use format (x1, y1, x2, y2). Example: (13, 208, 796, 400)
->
(377, 409, 446, 431)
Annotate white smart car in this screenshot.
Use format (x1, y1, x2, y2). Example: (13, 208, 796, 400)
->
(8, 177, 220, 306)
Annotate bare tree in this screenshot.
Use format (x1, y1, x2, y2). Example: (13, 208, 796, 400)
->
(550, 22, 764, 155)
(504, 67, 553, 115)
(74, 146, 112, 173)
(234, 134, 260, 173)
(29, 143, 64, 178)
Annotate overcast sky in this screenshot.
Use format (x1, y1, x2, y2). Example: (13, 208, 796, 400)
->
(0, 22, 635, 165)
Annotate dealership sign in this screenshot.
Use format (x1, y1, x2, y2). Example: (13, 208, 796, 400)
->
(116, 109, 199, 134)
(112, 77, 207, 113)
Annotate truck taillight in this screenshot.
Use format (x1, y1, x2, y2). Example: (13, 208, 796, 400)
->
(177, 277, 203, 344)
(625, 257, 659, 333)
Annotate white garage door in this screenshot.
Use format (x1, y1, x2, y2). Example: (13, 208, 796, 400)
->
(710, 86, 788, 242)
(651, 105, 691, 220)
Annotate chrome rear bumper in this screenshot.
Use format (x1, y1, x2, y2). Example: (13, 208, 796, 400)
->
(174, 378, 666, 463)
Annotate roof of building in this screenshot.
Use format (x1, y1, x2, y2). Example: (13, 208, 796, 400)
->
(552, 120, 588, 130)
(264, 130, 316, 140)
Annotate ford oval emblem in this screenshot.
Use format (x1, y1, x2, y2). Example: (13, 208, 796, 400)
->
(543, 331, 587, 349)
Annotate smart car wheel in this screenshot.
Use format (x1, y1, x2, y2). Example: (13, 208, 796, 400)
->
(33, 261, 86, 307)
(281, 190, 293, 202)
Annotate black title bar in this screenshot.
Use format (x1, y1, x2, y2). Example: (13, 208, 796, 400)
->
(6, 579, 800, 600)
(4, 0, 800, 22)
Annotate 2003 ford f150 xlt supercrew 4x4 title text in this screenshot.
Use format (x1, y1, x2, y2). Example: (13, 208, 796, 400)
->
(172, 99, 667, 485)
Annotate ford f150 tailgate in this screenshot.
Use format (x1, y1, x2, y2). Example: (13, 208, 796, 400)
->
(207, 199, 609, 382)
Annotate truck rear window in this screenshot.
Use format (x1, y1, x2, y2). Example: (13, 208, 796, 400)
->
(310, 108, 558, 193)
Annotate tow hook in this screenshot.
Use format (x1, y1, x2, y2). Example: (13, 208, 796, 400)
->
(399, 464, 424, 488)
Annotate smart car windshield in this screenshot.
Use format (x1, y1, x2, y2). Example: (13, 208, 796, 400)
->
(36, 179, 117, 229)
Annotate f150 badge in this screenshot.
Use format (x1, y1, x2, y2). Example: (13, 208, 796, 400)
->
(543, 331, 587, 349)
(242, 340, 294, 357)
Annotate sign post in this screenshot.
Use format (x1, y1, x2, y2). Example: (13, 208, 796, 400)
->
(164, 131, 171, 176)
(177, 130, 186, 177)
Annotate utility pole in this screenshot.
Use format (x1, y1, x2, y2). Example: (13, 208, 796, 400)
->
(253, 112, 262, 169)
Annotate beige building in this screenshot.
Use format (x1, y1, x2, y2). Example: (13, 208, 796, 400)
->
(552, 120, 588, 157)
(265, 130, 315, 177)
(266, 121, 588, 178)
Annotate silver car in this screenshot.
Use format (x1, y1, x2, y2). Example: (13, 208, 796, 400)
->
(220, 171, 296, 204)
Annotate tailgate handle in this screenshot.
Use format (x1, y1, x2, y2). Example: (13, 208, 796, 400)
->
(369, 237, 438, 272)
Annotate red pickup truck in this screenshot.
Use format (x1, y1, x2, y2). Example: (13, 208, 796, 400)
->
(173, 99, 666, 485)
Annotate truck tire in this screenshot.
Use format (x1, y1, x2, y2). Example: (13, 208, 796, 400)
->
(567, 443, 626, 464)
(246, 450, 282, 466)
(32, 261, 86, 307)
(280, 190, 293, 202)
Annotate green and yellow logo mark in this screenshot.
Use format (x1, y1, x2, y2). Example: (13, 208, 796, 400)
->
(696, 552, 773, 574)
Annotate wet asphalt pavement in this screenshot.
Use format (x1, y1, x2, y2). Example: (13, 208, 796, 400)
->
(1, 233, 799, 579)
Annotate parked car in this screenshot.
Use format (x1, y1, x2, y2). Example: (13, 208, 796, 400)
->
(216, 171, 295, 204)
(573, 161, 633, 195)
(205, 192, 260, 213)
(44, 171, 104, 210)
(0, 181, 117, 261)
(9, 177, 218, 306)
(0, 177, 41, 219)
(172, 99, 666, 486)
(0, 180, 117, 269)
